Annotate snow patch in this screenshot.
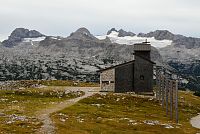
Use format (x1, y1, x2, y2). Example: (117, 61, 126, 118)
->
(22, 36, 46, 42)
(50, 36, 62, 40)
(96, 31, 172, 48)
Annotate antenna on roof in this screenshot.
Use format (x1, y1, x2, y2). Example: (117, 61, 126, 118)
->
(142, 39, 150, 44)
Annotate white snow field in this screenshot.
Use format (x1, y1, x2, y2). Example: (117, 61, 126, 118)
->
(22, 36, 46, 42)
(96, 31, 172, 48)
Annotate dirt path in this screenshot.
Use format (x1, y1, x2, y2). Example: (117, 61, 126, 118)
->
(190, 114, 200, 129)
(36, 87, 99, 134)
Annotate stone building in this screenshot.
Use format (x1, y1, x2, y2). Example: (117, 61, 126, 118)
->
(97, 42, 155, 93)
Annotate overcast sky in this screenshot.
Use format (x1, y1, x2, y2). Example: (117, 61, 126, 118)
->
(0, 0, 200, 41)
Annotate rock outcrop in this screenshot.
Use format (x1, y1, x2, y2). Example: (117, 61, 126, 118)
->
(2, 28, 45, 47)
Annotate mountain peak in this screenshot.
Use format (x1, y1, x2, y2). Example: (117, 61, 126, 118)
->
(2, 28, 45, 47)
(75, 27, 91, 34)
(10, 28, 44, 39)
(118, 29, 136, 37)
(68, 27, 97, 40)
(107, 28, 136, 37)
(107, 28, 118, 35)
(138, 30, 175, 40)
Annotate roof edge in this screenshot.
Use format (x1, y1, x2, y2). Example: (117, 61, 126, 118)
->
(97, 60, 135, 72)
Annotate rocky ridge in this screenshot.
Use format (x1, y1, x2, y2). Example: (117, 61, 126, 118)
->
(2, 28, 45, 47)
(107, 28, 136, 37)
(106, 28, 200, 90)
(0, 27, 162, 82)
(1, 27, 200, 90)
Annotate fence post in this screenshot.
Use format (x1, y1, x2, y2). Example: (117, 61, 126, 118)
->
(156, 69, 159, 100)
(161, 76, 165, 109)
(175, 80, 179, 123)
(159, 75, 161, 102)
(170, 80, 173, 120)
(166, 79, 169, 116)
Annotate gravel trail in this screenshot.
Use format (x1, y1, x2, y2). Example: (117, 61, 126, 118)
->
(36, 87, 99, 134)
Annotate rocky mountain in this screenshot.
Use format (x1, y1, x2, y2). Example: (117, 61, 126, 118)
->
(138, 30, 200, 49)
(107, 28, 118, 35)
(68, 27, 98, 40)
(102, 28, 200, 90)
(104, 28, 200, 62)
(138, 30, 175, 40)
(0, 27, 163, 83)
(107, 28, 136, 37)
(2, 28, 45, 47)
(1, 27, 200, 90)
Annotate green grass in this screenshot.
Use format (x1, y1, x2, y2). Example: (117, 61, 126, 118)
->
(1, 80, 199, 134)
(17, 80, 99, 87)
(0, 85, 85, 133)
(51, 92, 200, 134)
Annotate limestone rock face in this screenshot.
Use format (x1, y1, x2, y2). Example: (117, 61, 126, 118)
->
(107, 28, 136, 37)
(2, 28, 44, 47)
(138, 30, 175, 40)
(118, 29, 136, 37)
(1, 27, 200, 90)
(68, 27, 98, 40)
(0, 27, 163, 82)
(107, 28, 118, 35)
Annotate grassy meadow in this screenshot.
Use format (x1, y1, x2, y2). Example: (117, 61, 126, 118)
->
(51, 92, 200, 134)
(0, 80, 200, 134)
(0, 80, 89, 133)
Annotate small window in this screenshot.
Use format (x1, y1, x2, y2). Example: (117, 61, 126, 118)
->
(110, 81, 114, 83)
(140, 75, 144, 80)
(102, 81, 109, 84)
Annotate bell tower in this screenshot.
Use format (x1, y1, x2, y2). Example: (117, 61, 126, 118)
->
(134, 40, 151, 59)
(133, 41, 153, 93)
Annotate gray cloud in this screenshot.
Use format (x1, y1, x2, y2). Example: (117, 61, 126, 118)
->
(0, 0, 200, 41)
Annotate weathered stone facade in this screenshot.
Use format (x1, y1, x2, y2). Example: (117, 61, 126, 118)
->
(100, 69, 115, 92)
(99, 61, 134, 92)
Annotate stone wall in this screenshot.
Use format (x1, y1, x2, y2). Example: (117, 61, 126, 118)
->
(100, 69, 115, 92)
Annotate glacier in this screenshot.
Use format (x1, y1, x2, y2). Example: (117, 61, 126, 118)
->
(96, 31, 172, 48)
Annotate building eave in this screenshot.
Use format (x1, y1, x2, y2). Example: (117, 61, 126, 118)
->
(97, 60, 135, 73)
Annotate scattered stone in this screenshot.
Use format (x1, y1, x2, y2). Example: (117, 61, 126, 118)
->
(131, 122, 138, 125)
(0, 112, 5, 116)
(129, 120, 136, 123)
(0, 98, 8, 102)
(77, 118, 84, 123)
(143, 120, 159, 125)
(97, 117, 102, 121)
(163, 124, 174, 129)
(12, 100, 19, 103)
(60, 118, 66, 122)
(32, 121, 42, 126)
(148, 98, 153, 101)
(6, 121, 14, 124)
(91, 104, 104, 108)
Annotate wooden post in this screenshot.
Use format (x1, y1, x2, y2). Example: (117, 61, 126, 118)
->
(161, 76, 165, 109)
(170, 80, 173, 120)
(175, 80, 179, 123)
(166, 79, 169, 116)
(156, 69, 159, 100)
(159, 75, 161, 102)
